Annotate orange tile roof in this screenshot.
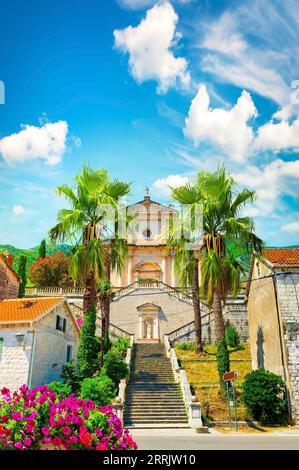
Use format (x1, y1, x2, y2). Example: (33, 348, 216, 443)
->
(0, 297, 63, 323)
(263, 248, 299, 266)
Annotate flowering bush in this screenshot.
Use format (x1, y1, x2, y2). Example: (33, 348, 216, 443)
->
(0, 385, 137, 451)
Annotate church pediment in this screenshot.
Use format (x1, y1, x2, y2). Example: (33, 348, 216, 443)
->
(137, 302, 161, 312)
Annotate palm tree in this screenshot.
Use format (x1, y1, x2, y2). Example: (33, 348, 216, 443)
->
(172, 166, 263, 342)
(167, 207, 203, 353)
(49, 163, 131, 314)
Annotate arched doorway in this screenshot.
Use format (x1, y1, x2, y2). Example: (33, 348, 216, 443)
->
(133, 260, 162, 282)
(137, 302, 160, 341)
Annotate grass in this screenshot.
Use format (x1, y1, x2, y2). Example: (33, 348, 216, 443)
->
(175, 343, 252, 421)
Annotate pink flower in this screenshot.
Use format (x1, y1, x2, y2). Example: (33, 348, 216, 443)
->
(95, 428, 103, 438)
(57, 416, 65, 426)
(1, 387, 9, 395)
(0, 415, 8, 424)
(76, 317, 83, 328)
(24, 438, 32, 447)
(62, 426, 71, 436)
(14, 442, 23, 450)
(42, 426, 50, 436)
(53, 436, 62, 447)
(69, 436, 78, 443)
(96, 443, 108, 450)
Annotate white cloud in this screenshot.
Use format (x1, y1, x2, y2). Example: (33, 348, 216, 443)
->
(152, 174, 189, 197)
(233, 159, 299, 217)
(255, 118, 299, 152)
(198, 1, 299, 117)
(282, 221, 299, 233)
(0, 121, 68, 166)
(184, 85, 257, 162)
(113, 1, 190, 93)
(12, 205, 25, 216)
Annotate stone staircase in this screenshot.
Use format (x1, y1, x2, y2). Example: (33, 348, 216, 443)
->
(124, 343, 188, 428)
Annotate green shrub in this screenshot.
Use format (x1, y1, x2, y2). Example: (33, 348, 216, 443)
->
(46, 381, 72, 398)
(102, 350, 128, 386)
(241, 369, 288, 425)
(176, 342, 195, 351)
(61, 362, 82, 393)
(111, 337, 130, 358)
(77, 305, 101, 378)
(216, 337, 230, 396)
(80, 375, 115, 406)
(225, 323, 240, 347)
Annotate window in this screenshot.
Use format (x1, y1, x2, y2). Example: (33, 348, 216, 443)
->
(66, 345, 73, 363)
(56, 315, 66, 332)
(143, 228, 152, 239)
(0, 338, 3, 361)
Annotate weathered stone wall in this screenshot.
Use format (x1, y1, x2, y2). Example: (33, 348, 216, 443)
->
(31, 304, 79, 388)
(0, 304, 79, 391)
(276, 271, 299, 423)
(0, 325, 32, 390)
(0, 256, 19, 300)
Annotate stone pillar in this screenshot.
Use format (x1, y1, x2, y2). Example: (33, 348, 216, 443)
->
(127, 257, 133, 285)
(161, 257, 166, 283)
(171, 256, 176, 287)
(154, 316, 159, 339)
(138, 315, 143, 339)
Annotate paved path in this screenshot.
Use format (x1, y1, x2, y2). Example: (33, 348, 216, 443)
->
(130, 428, 299, 450)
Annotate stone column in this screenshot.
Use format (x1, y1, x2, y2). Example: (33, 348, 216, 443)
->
(161, 257, 166, 283)
(127, 257, 133, 285)
(138, 315, 143, 339)
(154, 316, 159, 339)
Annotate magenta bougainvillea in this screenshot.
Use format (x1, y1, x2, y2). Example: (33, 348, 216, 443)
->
(0, 385, 137, 451)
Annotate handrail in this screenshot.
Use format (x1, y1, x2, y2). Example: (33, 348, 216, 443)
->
(112, 335, 134, 423)
(164, 335, 203, 429)
(167, 309, 214, 344)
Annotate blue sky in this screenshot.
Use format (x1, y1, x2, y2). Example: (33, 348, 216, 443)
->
(0, 0, 299, 248)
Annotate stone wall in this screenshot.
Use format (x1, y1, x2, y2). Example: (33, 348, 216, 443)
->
(31, 303, 79, 388)
(0, 325, 32, 390)
(0, 256, 19, 300)
(276, 271, 299, 423)
(0, 303, 79, 391)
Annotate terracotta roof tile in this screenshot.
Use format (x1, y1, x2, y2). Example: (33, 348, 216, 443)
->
(263, 248, 299, 266)
(0, 297, 63, 323)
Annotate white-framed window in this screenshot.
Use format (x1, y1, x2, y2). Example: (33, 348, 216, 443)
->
(66, 344, 73, 363)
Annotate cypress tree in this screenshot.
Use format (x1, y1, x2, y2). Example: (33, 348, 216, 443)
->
(77, 305, 100, 378)
(18, 255, 27, 298)
(38, 239, 47, 258)
(216, 337, 230, 397)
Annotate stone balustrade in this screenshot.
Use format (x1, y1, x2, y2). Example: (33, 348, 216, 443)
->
(112, 335, 134, 423)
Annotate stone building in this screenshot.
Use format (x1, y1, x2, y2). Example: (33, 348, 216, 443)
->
(0, 253, 19, 299)
(0, 297, 80, 391)
(247, 248, 299, 423)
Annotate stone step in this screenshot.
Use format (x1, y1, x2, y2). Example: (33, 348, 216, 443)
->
(124, 419, 188, 424)
(125, 412, 187, 417)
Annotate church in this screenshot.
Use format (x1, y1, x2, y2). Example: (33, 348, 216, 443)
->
(109, 189, 248, 344)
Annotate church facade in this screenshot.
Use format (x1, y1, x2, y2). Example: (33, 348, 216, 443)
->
(110, 189, 178, 288)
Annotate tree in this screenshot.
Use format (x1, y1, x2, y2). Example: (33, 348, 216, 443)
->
(28, 252, 72, 287)
(172, 166, 263, 341)
(38, 239, 47, 258)
(18, 255, 27, 298)
(167, 204, 203, 353)
(216, 337, 230, 396)
(49, 164, 131, 314)
(77, 304, 101, 378)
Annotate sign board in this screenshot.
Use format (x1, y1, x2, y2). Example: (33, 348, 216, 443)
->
(223, 371, 237, 382)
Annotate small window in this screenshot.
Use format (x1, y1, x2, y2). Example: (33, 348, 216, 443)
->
(0, 338, 3, 361)
(143, 228, 152, 239)
(66, 345, 73, 363)
(56, 315, 65, 332)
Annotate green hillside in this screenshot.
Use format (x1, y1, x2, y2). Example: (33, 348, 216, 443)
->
(0, 243, 73, 281)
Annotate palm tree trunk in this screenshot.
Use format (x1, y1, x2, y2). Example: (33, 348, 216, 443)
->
(104, 261, 111, 342)
(99, 295, 106, 368)
(192, 258, 203, 353)
(83, 271, 97, 314)
(213, 289, 225, 342)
